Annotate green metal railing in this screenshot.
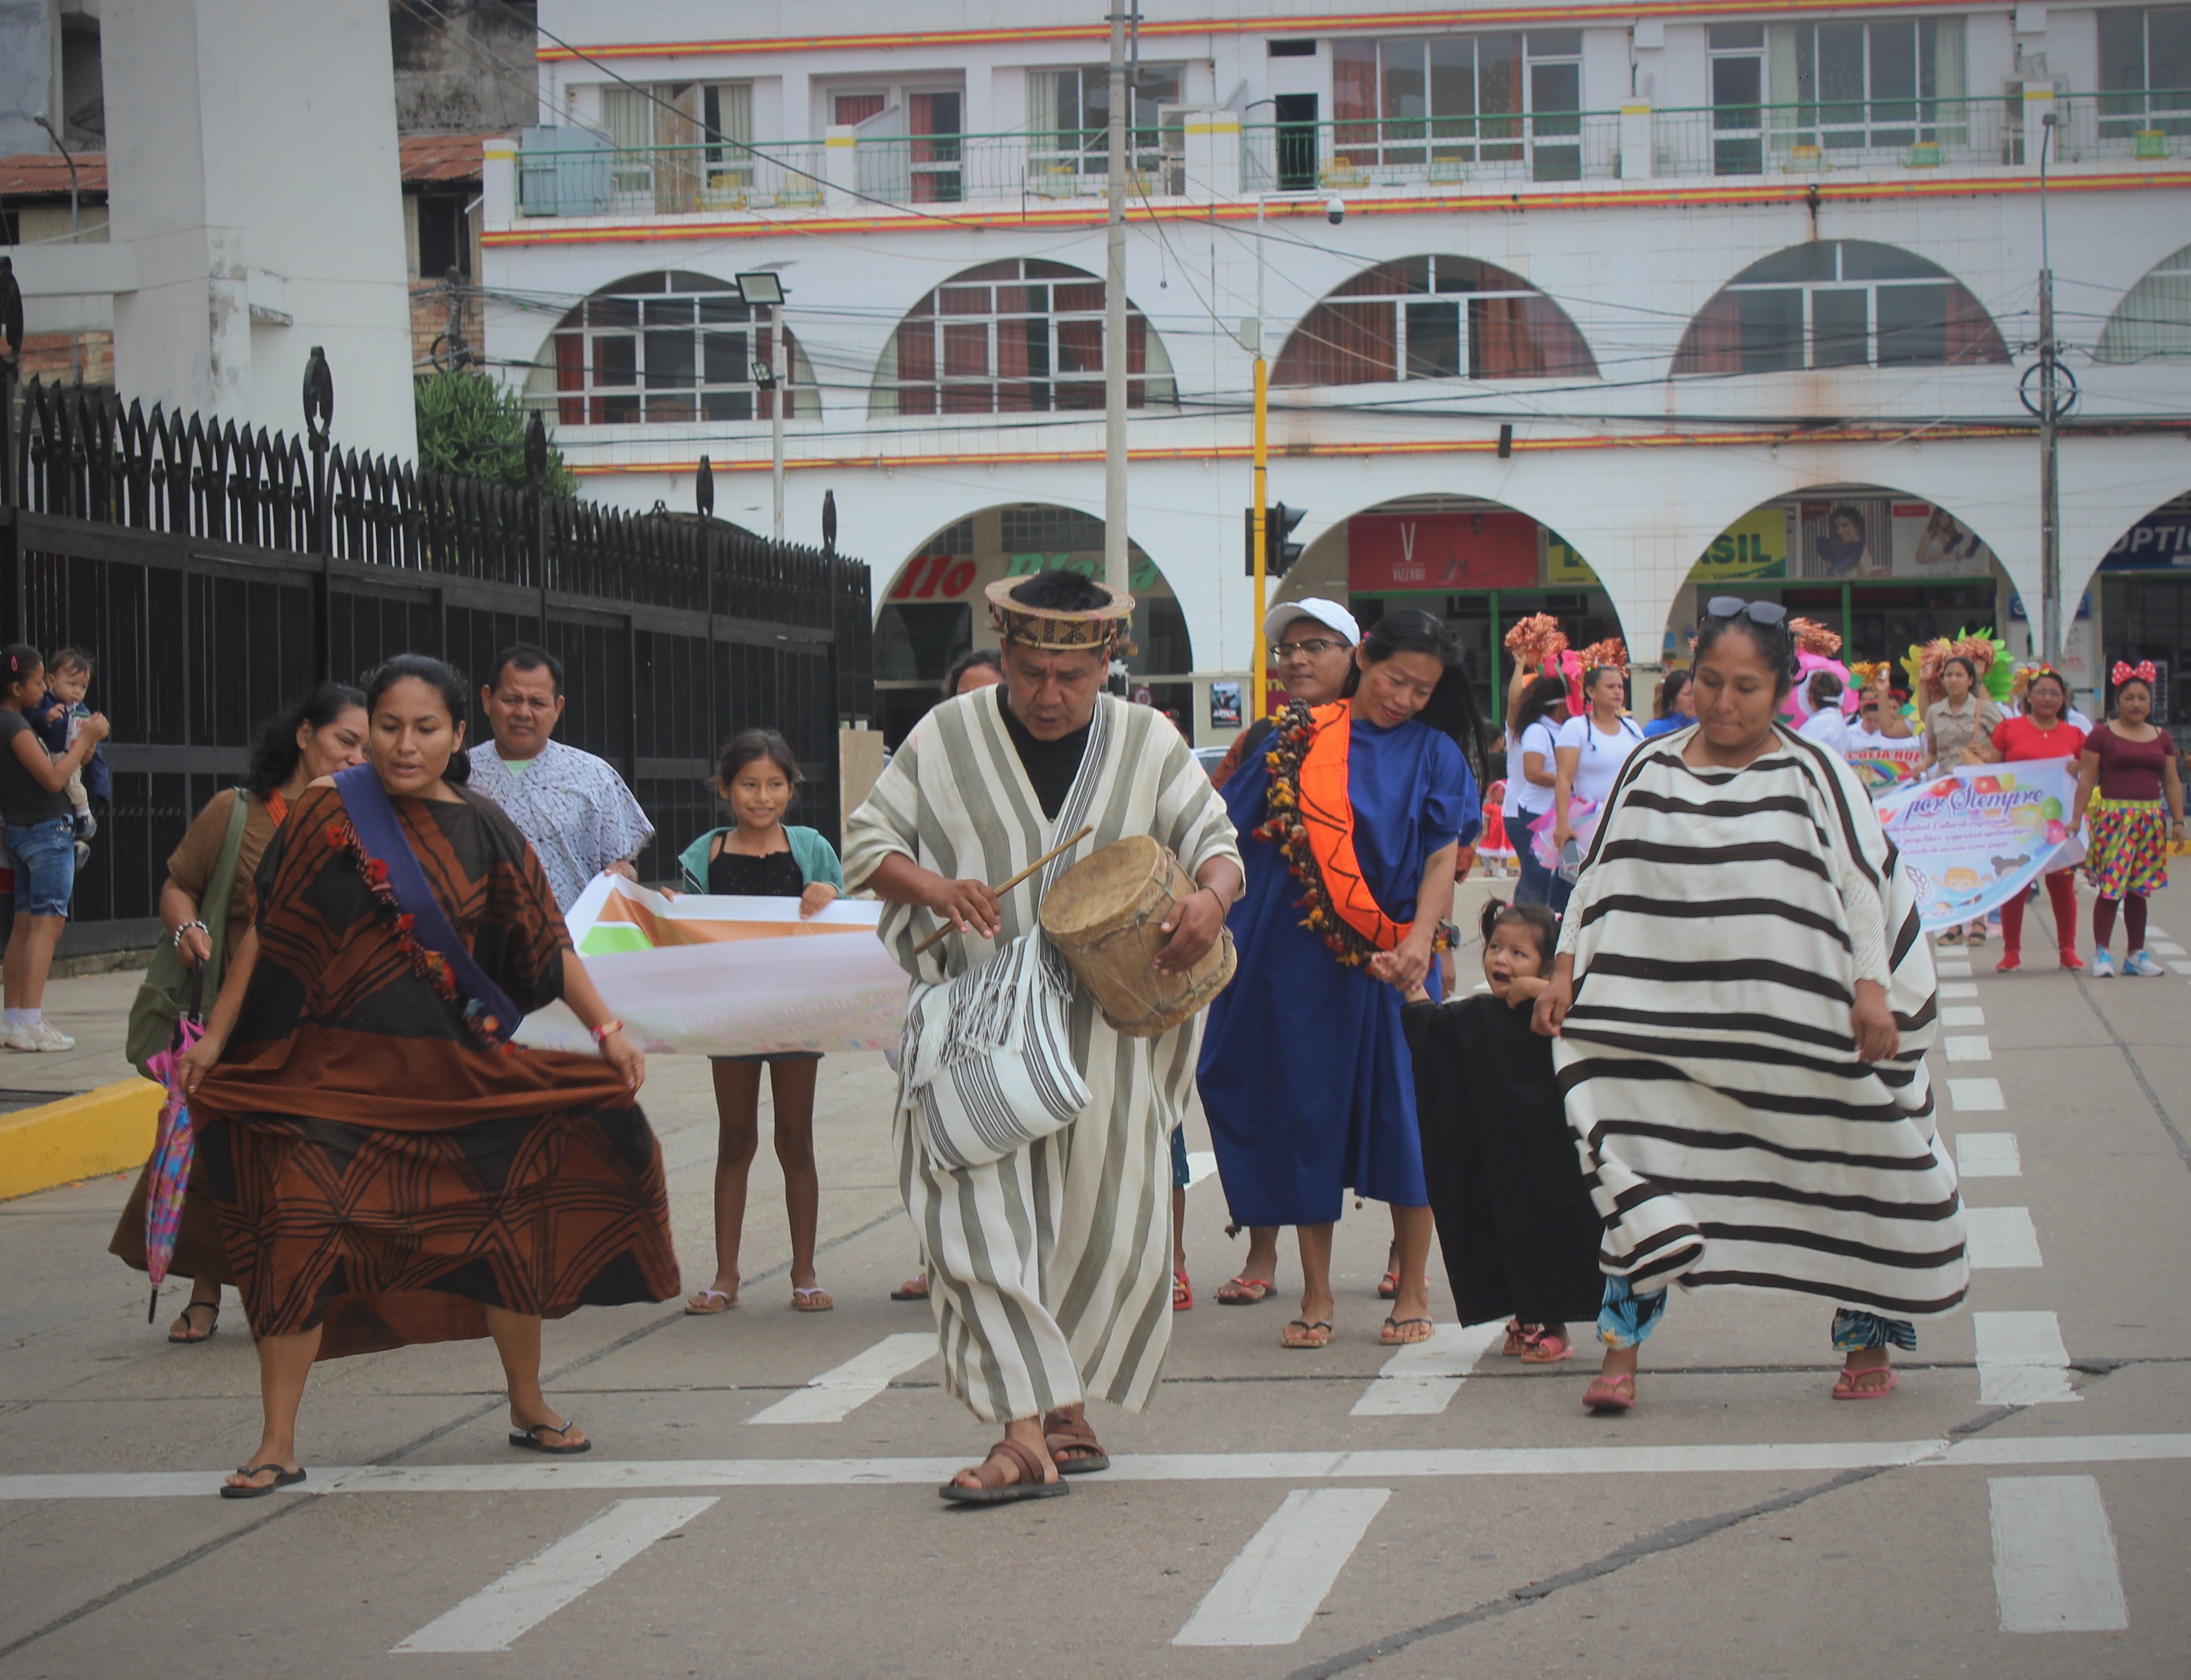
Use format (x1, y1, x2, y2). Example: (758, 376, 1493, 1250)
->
(1242, 113, 1621, 190)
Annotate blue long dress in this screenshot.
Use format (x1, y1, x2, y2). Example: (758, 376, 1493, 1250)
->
(1198, 714, 1479, 1227)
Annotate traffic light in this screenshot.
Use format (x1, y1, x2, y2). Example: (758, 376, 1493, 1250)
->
(1243, 503, 1309, 577)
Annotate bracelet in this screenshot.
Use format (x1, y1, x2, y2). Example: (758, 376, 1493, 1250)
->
(1197, 884, 1229, 915)
(591, 1019, 625, 1043)
(172, 920, 208, 951)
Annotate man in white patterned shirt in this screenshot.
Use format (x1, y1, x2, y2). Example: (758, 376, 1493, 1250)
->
(467, 644, 654, 911)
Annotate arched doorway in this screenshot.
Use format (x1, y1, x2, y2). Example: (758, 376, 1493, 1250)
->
(872, 504, 1194, 746)
(2093, 491, 2191, 726)
(1271, 494, 1615, 719)
(1659, 486, 2018, 691)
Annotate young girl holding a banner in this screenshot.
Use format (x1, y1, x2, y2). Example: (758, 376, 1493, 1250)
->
(677, 730, 845, 1315)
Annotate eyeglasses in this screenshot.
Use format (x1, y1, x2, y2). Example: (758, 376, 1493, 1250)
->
(1704, 596, 1788, 627)
(1271, 637, 1348, 660)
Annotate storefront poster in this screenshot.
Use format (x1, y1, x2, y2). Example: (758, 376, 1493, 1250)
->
(1893, 502, 1999, 576)
(519, 878, 907, 1057)
(1208, 681, 1242, 729)
(1692, 508, 1790, 584)
(1545, 532, 1601, 588)
(1348, 511, 1538, 593)
(1875, 761, 2081, 931)
(1799, 498, 1894, 580)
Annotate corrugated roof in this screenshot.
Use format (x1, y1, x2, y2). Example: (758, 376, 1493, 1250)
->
(399, 132, 492, 186)
(0, 133, 492, 201)
(0, 153, 110, 199)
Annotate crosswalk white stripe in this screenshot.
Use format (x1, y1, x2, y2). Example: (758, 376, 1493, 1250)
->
(747, 1332, 937, 1424)
(1349, 1321, 1505, 1416)
(1989, 1476, 2129, 1633)
(392, 1496, 717, 1652)
(1185, 1150, 1217, 1186)
(1172, 1488, 1391, 1646)
(1941, 1005, 1986, 1026)
(2168, 961, 2191, 976)
(1974, 1311, 2080, 1405)
(1966, 1205, 2044, 1269)
(1947, 1077, 2005, 1111)
(13, 1434, 2191, 1501)
(1935, 959, 1973, 977)
(1954, 1132, 2022, 1177)
(2147, 923, 2173, 938)
(1944, 1035, 1994, 1062)
(2148, 939, 2186, 956)
(1938, 981, 1979, 999)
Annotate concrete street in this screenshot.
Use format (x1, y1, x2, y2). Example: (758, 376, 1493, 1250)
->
(2, 893, 2186, 1678)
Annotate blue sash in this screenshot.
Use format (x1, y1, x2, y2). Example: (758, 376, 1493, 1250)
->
(333, 763, 523, 1043)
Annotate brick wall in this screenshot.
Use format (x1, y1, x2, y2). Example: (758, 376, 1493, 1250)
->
(20, 331, 114, 388)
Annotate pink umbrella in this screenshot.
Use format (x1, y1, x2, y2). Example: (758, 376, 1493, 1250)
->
(141, 1023, 202, 1323)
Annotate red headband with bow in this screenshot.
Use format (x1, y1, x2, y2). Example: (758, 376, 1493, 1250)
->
(2112, 660, 2158, 687)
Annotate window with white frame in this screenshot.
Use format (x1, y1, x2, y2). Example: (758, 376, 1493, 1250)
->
(1029, 64, 1185, 176)
(1672, 241, 2007, 376)
(533, 271, 811, 425)
(597, 82, 753, 212)
(2097, 242, 2191, 360)
(1273, 255, 1597, 384)
(1332, 32, 1583, 182)
(2099, 7, 2191, 137)
(871, 258, 1177, 417)
(1765, 18, 1967, 153)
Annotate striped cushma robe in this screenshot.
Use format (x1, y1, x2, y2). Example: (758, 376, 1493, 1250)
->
(843, 686, 1241, 1423)
(1553, 723, 1969, 1320)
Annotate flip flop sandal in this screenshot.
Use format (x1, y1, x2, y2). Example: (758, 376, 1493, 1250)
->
(1832, 1366, 1899, 1400)
(170, 1301, 221, 1344)
(1379, 1316, 1435, 1346)
(1216, 1275, 1274, 1305)
(220, 1463, 306, 1500)
(938, 1438, 1069, 1505)
(1041, 1411, 1112, 1475)
(1377, 1270, 1401, 1300)
(1281, 1318, 1334, 1350)
(791, 1287, 834, 1312)
(683, 1288, 737, 1315)
(890, 1275, 930, 1301)
(1582, 1374, 1636, 1413)
(1519, 1332, 1575, 1365)
(1172, 1269, 1193, 1312)
(509, 1418, 592, 1455)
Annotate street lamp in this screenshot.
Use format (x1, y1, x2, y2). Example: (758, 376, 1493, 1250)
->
(736, 271, 788, 543)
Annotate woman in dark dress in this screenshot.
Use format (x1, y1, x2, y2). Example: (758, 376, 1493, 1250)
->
(183, 656, 676, 1497)
(673, 730, 845, 1315)
(1398, 899, 1603, 1363)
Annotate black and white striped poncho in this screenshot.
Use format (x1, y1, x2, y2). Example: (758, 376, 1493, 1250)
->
(1552, 723, 1969, 1319)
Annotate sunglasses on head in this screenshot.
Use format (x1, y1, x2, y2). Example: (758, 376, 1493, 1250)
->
(1704, 596, 1788, 627)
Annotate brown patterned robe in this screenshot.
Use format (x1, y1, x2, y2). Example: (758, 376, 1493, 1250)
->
(192, 781, 678, 1360)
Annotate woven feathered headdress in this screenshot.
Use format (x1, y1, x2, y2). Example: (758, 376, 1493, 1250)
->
(1502, 613, 1568, 669)
(1577, 637, 1630, 679)
(1789, 617, 1843, 657)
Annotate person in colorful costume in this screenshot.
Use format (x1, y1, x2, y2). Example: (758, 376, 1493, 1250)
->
(2073, 661, 2186, 977)
(1198, 611, 1483, 1351)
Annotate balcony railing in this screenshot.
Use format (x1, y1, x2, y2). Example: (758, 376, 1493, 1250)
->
(512, 95, 2190, 219)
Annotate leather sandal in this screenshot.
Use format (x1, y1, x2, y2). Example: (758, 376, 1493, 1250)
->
(170, 1300, 220, 1344)
(938, 1438, 1068, 1505)
(1041, 1410, 1111, 1475)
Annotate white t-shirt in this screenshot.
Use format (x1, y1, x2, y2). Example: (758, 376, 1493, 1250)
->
(1513, 719, 1562, 815)
(1554, 712, 1646, 806)
(1798, 708, 1855, 756)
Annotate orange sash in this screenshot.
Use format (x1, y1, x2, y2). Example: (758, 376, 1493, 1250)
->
(1295, 703, 1413, 953)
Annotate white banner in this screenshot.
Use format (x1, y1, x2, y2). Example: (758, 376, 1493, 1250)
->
(1874, 761, 2080, 931)
(516, 876, 907, 1057)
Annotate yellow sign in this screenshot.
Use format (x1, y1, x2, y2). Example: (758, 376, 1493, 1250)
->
(1692, 510, 1789, 583)
(1545, 534, 1600, 588)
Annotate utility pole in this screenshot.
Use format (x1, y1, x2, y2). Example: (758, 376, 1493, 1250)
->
(1102, 2, 1130, 597)
(2036, 111, 2063, 667)
(442, 269, 467, 369)
(32, 117, 79, 386)
(1249, 198, 1269, 720)
(771, 298, 787, 544)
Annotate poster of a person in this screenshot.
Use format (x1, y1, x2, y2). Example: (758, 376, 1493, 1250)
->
(1803, 500, 1888, 579)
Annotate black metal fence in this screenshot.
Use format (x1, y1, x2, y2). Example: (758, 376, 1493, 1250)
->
(0, 344, 872, 954)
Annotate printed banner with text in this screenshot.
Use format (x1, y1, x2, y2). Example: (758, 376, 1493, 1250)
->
(1874, 760, 2080, 932)
(515, 876, 907, 1057)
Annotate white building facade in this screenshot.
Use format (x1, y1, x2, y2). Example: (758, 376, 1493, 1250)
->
(483, 0, 2191, 744)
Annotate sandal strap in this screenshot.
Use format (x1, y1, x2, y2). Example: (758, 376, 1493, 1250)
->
(978, 1438, 1048, 1489)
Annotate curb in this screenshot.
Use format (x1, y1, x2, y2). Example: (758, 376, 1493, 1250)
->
(0, 1078, 159, 1203)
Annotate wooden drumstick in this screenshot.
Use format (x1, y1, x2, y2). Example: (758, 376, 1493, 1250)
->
(910, 824, 1095, 957)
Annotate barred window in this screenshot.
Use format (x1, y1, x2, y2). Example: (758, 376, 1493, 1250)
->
(871, 259, 1176, 417)
(532, 270, 813, 425)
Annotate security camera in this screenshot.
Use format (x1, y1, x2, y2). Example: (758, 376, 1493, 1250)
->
(1325, 195, 1346, 225)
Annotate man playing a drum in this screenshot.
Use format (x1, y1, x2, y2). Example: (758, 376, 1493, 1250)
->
(844, 569, 1243, 1505)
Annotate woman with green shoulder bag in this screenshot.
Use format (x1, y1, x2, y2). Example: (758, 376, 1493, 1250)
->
(110, 684, 366, 1342)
